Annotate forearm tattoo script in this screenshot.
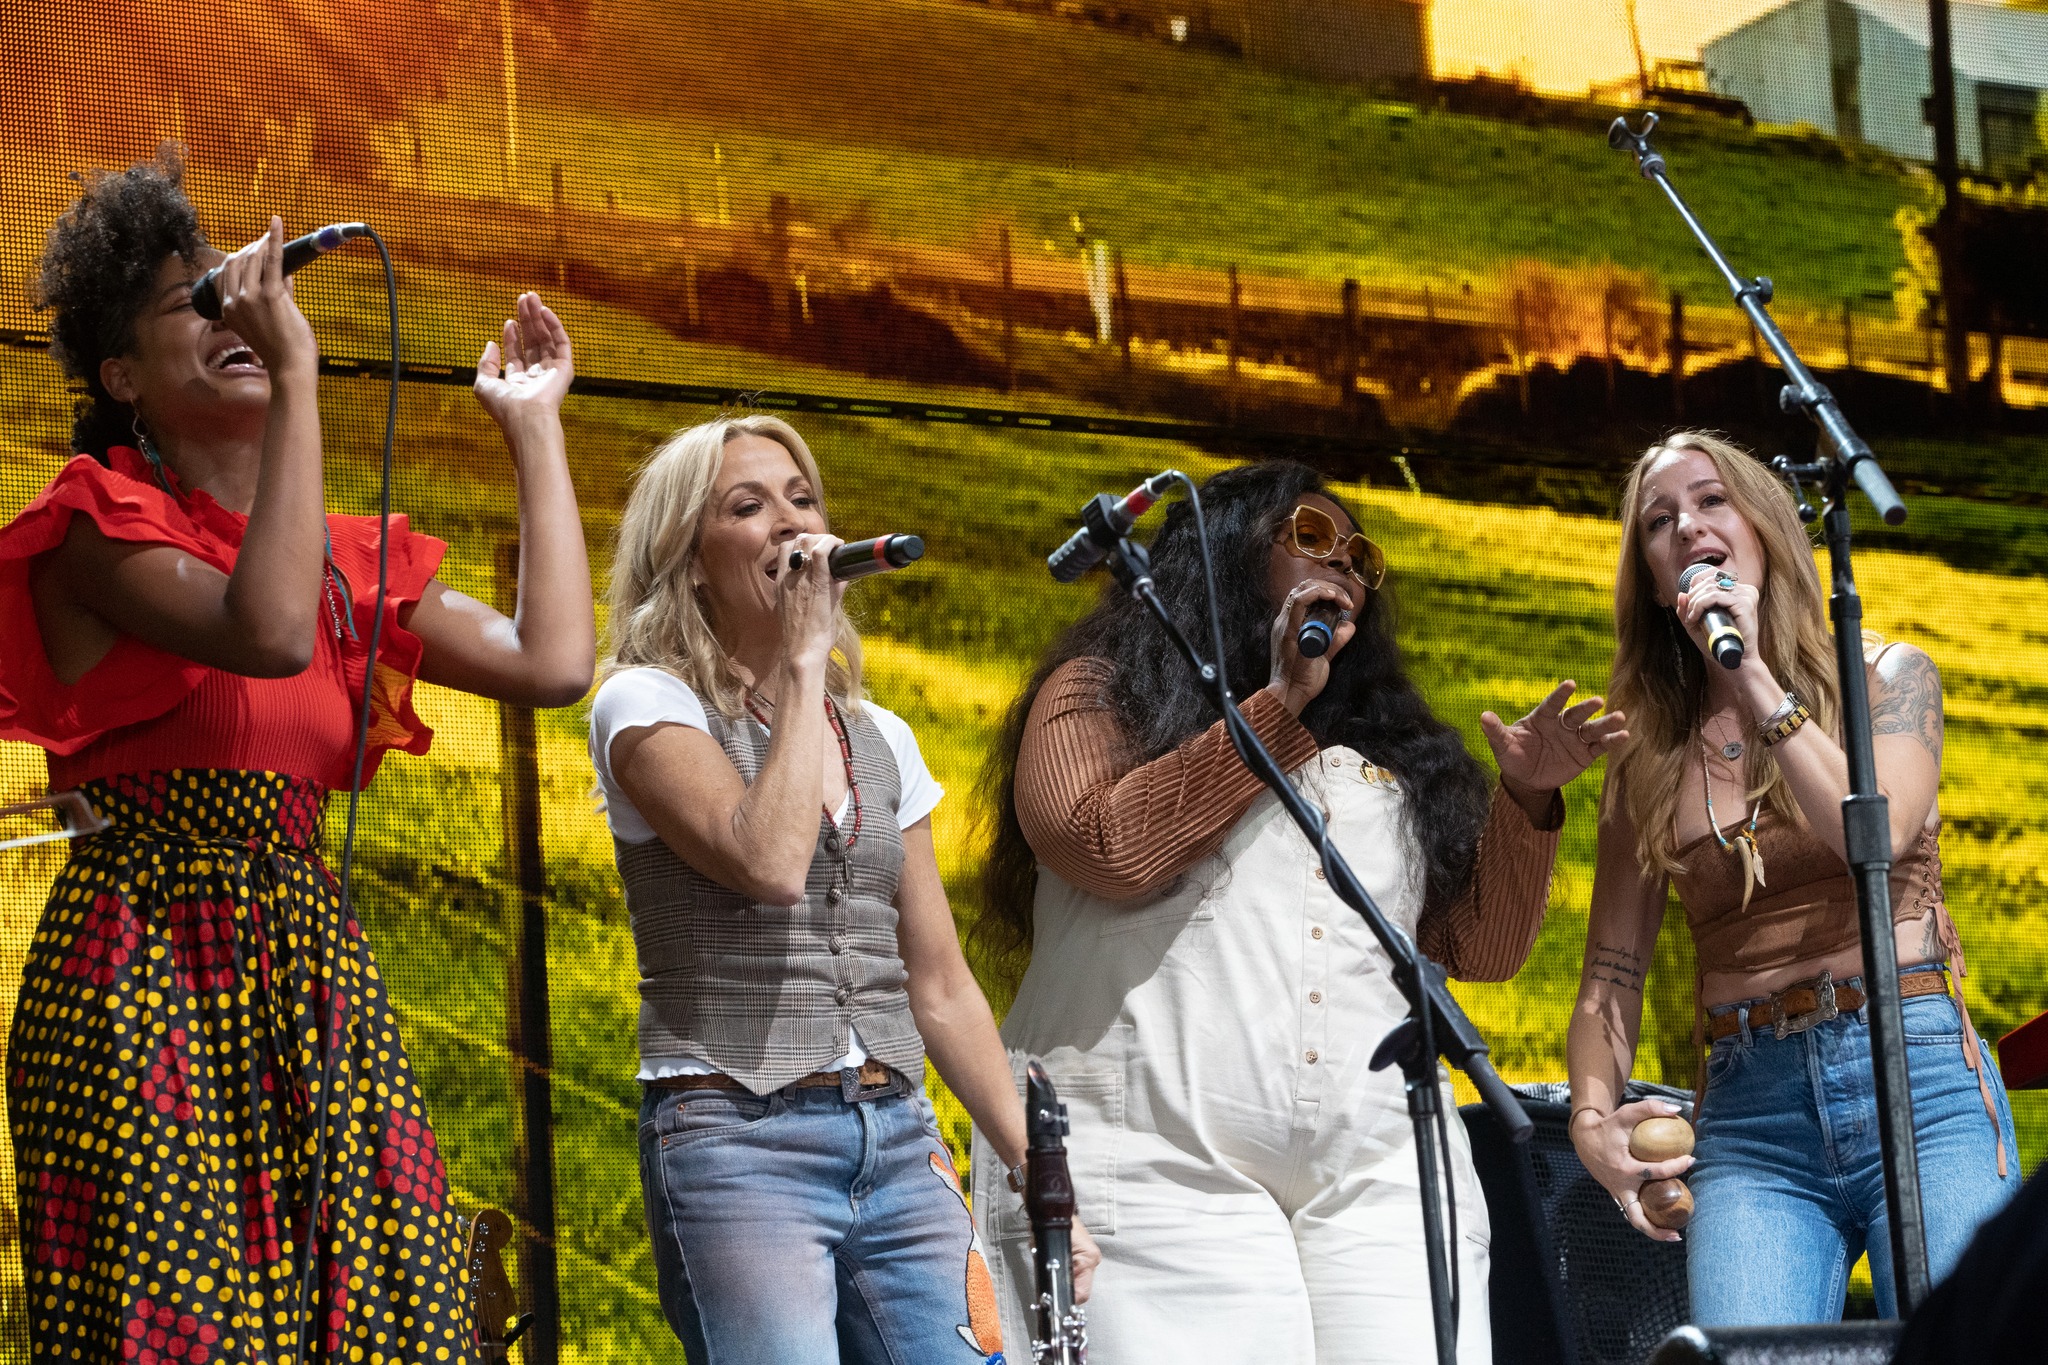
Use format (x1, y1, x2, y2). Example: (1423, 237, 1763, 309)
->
(1590, 941, 1647, 993)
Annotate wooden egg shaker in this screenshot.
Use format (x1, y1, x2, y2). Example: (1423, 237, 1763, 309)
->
(1629, 1115, 1696, 1231)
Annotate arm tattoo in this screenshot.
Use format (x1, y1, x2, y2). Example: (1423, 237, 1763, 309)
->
(1871, 648, 1944, 760)
(1590, 940, 1647, 993)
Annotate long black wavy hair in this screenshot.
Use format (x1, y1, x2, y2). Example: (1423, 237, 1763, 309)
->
(32, 144, 210, 459)
(975, 461, 1494, 983)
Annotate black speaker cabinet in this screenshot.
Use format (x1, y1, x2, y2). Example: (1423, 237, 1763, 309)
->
(1462, 1082, 1693, 1365)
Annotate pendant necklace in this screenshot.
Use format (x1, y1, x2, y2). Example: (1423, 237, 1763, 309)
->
(1706, 712, 1745, 762)
(1701, 737, 1765, 912)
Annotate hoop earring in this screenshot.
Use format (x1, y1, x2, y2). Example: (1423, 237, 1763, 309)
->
(131, 412, 175, 497)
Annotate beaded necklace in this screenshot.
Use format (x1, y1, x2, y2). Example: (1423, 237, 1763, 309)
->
(1701, 736, 1766, 911)
(745, 691, 864, 851)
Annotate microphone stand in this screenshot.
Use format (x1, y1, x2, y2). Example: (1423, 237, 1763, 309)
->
(1082, 521, 1532, 1365)
(1609, 113, 1928, 1312)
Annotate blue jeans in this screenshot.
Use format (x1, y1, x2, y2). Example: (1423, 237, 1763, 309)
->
(1687, 973, 2020, 1325)
(638, 1078, 1006, 1364)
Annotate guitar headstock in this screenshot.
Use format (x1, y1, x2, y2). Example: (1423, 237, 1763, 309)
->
(461, 1208, 532, 1360)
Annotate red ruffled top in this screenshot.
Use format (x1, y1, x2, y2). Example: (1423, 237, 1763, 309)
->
(0, 446, 444, 792)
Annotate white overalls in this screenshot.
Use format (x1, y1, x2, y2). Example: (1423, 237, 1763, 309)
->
(971, 747, 1492, 1363)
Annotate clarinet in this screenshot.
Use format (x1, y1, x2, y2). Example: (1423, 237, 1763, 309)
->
(1025, 1059, 1087, 1364)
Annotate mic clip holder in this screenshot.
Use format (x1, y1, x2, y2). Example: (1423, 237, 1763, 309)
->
(1769, 455, 1823, 525)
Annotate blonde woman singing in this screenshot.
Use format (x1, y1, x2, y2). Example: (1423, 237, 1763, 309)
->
(1568, 433, 2018, 1324)
(587, 414, 1096, 1363)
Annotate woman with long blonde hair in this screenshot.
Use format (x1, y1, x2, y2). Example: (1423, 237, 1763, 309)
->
(587, 413, 1095, 1362)
(1567, 432, 2017, 1323)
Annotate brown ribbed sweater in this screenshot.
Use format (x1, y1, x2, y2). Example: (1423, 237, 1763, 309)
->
(1014, 656, 1563, 982)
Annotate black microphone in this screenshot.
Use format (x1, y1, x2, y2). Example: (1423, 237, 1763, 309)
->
(1047, 471, 1179, 582)
(1678, 562, 1745, 670)
(189, 222, 371, 321)
(787, 534, 924, 581)
(1297, 602, 1346, 659)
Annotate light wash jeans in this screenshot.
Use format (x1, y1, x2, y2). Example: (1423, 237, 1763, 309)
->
(638, 1079, 1006, 1364)
(1687, 967, 2020, 1324)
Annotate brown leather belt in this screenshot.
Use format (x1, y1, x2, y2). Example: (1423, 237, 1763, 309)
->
(647, 1057, 899, 1094)
(1709, 969, 1948, 1042)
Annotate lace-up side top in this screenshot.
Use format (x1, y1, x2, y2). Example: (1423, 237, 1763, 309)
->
(1671, 813, 1943, 976)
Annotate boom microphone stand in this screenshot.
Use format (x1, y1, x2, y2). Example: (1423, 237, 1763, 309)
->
(1048, 482, 1533, 1365)
(1609, 113, 1928, 1312)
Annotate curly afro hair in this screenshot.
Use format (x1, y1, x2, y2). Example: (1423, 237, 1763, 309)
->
(32, 143, 210, 460)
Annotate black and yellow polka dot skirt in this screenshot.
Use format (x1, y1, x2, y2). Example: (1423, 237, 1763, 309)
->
(7, 771, 474, 1364)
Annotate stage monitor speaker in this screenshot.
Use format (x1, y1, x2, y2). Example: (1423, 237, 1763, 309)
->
(1462, 1082, 1692, 1365)
(1645, 1322, 1901, 1365)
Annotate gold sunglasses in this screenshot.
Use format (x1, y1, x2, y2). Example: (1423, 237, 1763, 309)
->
(1277, 504, 1386, 591)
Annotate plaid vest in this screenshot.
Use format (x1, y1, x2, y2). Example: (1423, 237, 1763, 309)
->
(614, 702, 925, 1094)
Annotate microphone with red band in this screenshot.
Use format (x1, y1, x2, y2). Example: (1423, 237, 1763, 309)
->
(1047, 471, 1179, 582)
(189, 222, 371, 321)
(788, 534, 925, 581)
(1678, 562, 1745, 669)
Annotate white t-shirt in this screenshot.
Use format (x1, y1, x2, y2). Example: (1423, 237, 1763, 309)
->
(588, 666, 944, 1078)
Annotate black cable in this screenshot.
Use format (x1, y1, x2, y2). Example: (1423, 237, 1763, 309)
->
(1171, 473, 1461, 1333)
(340, 224, 397, 900)
(297, 223, 397, 1364)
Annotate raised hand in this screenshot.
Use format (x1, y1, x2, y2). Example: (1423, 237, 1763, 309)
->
(214, 216, 318, 382)
(1480, 680, 1629, 799)
(1267, 579, 1357, 714)
(473, 292, 574, 438)
(1676, 568, 1762, 671)
(777, 532, 848, 676)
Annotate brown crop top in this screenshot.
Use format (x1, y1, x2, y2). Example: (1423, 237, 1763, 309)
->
(1671, 813, 1944, 977)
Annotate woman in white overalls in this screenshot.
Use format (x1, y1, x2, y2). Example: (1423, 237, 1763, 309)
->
(971, 462, 1626, 1362)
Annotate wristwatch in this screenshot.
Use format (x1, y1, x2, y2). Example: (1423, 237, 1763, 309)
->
(1005, 1159, 1028, 1194)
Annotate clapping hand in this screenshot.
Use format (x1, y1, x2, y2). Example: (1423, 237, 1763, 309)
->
(473, 292, 574, 437)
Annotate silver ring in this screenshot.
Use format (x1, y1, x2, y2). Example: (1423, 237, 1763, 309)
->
(1576, 722, 1593, 746)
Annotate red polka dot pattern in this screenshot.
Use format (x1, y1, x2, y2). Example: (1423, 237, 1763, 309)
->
(9, 770, 476, 1363)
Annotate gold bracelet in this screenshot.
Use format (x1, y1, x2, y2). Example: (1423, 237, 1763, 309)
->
(1761, 697, 1813, 746)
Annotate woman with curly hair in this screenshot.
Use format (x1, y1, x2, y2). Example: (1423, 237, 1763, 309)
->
(1566, 433, 2017, 1322)
(969, 461, 1625, 1362)
(0, 147, 594, 1362)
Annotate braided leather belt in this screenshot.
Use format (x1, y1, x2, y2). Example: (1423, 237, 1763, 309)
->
(1709, 968, 1948, 1042)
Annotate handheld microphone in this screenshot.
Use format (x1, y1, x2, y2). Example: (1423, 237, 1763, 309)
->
(1296, 603, 1346, 660)
(1047, 471, 1180, 583)
(787, 534, 925, 581)
(1678, 562, 1745, 670)
(189, 222, 371, 321)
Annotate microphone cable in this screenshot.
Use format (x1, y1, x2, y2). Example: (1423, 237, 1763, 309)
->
(298, 222, 398, 1363)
